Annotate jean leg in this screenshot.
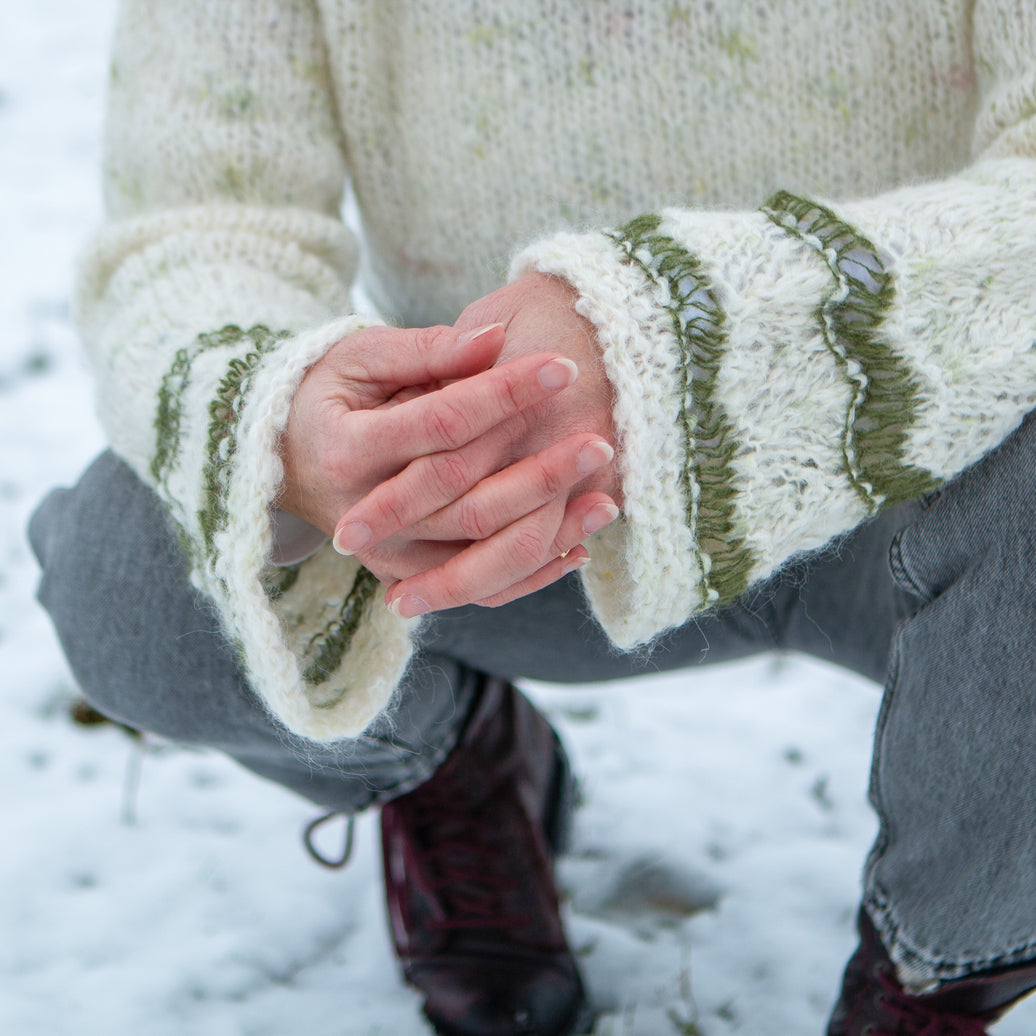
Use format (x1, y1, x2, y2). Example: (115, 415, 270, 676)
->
(32, 438, 943, 936)
(431, 419, 1036, 993)
(32, 448, 888, 818)
(425, 499, 914, 689)
(861, 412, 1036, 987)
(422, 569, 781, 684)
(28, 451, 480, 813)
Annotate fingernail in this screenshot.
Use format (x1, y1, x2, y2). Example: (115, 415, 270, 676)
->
(388, 594, 430, 619)
(458, 323, 503, 346)
(577, 440, 614, 475)
(562, 554, 590, 576)
(333, 521, 371, 555)
(537, 357, 578, 390)
(582, 502, 619, 536)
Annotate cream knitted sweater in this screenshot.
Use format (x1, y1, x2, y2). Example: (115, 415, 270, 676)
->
(78, 0, 1036, 741)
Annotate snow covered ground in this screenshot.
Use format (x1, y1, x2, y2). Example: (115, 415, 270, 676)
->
(2, 4, 1033, 1034)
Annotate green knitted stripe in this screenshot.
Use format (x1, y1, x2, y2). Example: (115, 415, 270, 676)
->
(197, 325, 291, 561)
(262, 563, 301, 602)
(302, 567, 379, 690)
(152, 325, 268, 491)
(761, 192, 938, 509)
(607, 215, 755, 607)
(152, 348, 193, 486)
(152, 328, 264, 571)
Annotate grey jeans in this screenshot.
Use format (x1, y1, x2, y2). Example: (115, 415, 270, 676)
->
(28, 410, 1036, 987)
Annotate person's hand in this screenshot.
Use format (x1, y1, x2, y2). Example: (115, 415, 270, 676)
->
(278, 320, 606, 586)
(336, 273, 620, 615)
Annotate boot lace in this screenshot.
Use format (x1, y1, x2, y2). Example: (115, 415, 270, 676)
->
(871, 968, 991, 1036)
(415, 789, 532, 933)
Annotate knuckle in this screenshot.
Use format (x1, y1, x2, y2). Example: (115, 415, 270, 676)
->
(497, 369, 527, 416)
(437, 576, 475, 611)
(427, 450, 473, 496)
(428, 400, 475, 449)
(455, 496, 491, 540)
(413, 324, 449, 356)
(373, 492, 411, 533)
(510, 525, 549, 567)
(533, 459, 565, 501)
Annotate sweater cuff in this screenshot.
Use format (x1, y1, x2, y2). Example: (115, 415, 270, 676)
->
(158, 316, 418, 741)
(511, 202, 915, 651)
(512, 232, 708, 648)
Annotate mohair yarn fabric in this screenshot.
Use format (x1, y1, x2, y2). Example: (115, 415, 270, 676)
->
(77, 0, 1036, 741)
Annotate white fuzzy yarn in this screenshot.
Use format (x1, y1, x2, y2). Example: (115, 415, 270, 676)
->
(79, 0, 1036, 738)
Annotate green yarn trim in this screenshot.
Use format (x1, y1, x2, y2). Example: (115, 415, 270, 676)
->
(197, 325, 291, 561)
(607, 215, 755, 608)
(760, 192, 938, 509)
(261, 563, 301, 602)
(152, 325, 268, 490)
(152, 348, 193, 486)
(302, 567, 379, 690)
(153, 326, 274, 569)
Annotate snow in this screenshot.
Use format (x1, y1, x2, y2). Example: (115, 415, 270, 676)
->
(1, 4, 1033, 1034)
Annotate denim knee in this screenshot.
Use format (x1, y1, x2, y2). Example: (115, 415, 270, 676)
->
(865, 411, 1036, 983)
(28, 452, 480, 813)
(29, 452, 263, 742)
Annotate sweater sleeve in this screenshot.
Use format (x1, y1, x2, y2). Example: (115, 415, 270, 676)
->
(511, 0, 1036, 651)
(77, 0, 414, 742)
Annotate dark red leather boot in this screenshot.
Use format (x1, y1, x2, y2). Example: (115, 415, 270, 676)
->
(380, 677, 590, 1036)
(828, 908, 1036, 1035)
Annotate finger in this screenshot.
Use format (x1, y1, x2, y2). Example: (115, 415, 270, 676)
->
(416, 437, 614, 541)
(356, 537, 469, 586)
(332, 356, 582, 553)
(372, 351, 578, 460)
(383, 493, 619, 617)
(343, 322, 507, 387)
(336, 434, 614, 554)
(386, 499, 567, 616)
(473, 546, 591, 609)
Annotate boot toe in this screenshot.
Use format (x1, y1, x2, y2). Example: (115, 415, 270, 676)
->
(412, 953, 587, 1036)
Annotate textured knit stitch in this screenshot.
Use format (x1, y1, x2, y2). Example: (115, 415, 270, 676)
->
(759, 194, 940, 511)
(198, 329, 289, 563)
(79, 0, 1036, 739)
(606, 214, 755, 609)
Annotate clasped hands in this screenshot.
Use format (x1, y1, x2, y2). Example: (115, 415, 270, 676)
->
(278, 273, 620, 617)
